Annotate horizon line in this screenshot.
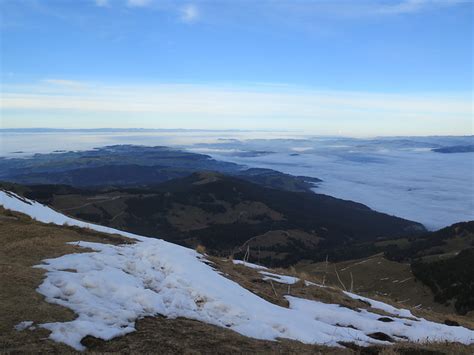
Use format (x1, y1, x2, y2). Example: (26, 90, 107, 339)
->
(1, 127, 473, 139)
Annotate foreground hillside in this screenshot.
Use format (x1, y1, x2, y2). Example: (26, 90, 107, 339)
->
(0, 205, 331, 353)
(1, 190, 474, 353)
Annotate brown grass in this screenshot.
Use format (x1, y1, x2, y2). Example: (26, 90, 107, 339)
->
(0, 207, 131, 352)
(297, 253, 474, 330)
(211, 257, 380, 313)
(79, 316, 348, 354)
(376, 341, 474, 355)
(195, 244, 206, 254)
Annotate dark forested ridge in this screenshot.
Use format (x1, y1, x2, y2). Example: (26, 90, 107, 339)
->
(381, 222, 474, 315)
(432, 145, 474, 153)
(412, 249, 474, 315)
(1, 171, 424, 267)
(384, 221, 474, 262)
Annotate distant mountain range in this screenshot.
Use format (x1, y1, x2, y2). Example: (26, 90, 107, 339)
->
(0, 145, 320, 192)
(432, 145, 474, 153)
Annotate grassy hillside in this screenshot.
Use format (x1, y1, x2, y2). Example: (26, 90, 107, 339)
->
(297, 221, 474, 316)
(297, 254, 452, 315)
(0, 207, 343, 353)
(1, 207, 473, 354)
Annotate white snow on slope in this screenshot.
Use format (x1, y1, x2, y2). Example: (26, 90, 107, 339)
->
(344, 291, 415, 319)
(259, 271, 300, 285)
(232, 259, 268, 270)
(14, 321, 34, 331)
(0, 190, 147, 241)
(2, 190, 474, 350)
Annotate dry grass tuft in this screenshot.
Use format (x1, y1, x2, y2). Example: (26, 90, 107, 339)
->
(377, 341, 474, 354)
(195, 244, 206, 254)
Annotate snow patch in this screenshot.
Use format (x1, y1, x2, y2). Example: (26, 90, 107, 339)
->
(232, 259, 268, 270)
(259, 271, 299, 285)
(0, 190, 146, 242)
(304, 280, 324, 287)
(14, 321, 34, 331)
(344, 291, 415, 319)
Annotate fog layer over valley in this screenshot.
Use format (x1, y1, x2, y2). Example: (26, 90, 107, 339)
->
(187, 136, 474, 230)
(1, 130, 472, 230)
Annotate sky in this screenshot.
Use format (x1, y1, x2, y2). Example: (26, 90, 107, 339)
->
(0, 0, 473, 136)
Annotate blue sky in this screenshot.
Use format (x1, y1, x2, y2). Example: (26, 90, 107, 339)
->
(1, 0, 472, 135)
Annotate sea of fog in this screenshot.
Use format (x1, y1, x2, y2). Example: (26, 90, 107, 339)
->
(1, 130, 473, 230)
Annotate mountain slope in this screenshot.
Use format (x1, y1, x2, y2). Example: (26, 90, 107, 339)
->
(297, 222, 474, 316)
(1, 190, 473, 353)
(2, 172, 425, 266)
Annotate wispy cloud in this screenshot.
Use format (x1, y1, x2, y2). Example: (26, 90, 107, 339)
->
(42, 79, 88, 89)
(0, 79, 471, 125)
(244, 0, 465, 23)
(126, 0, 152, 8)
(0, 79, 472, 136)
(95, 0, 109, 7)
(375, 0, 463, 15)
(179, 4, 199, 23)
